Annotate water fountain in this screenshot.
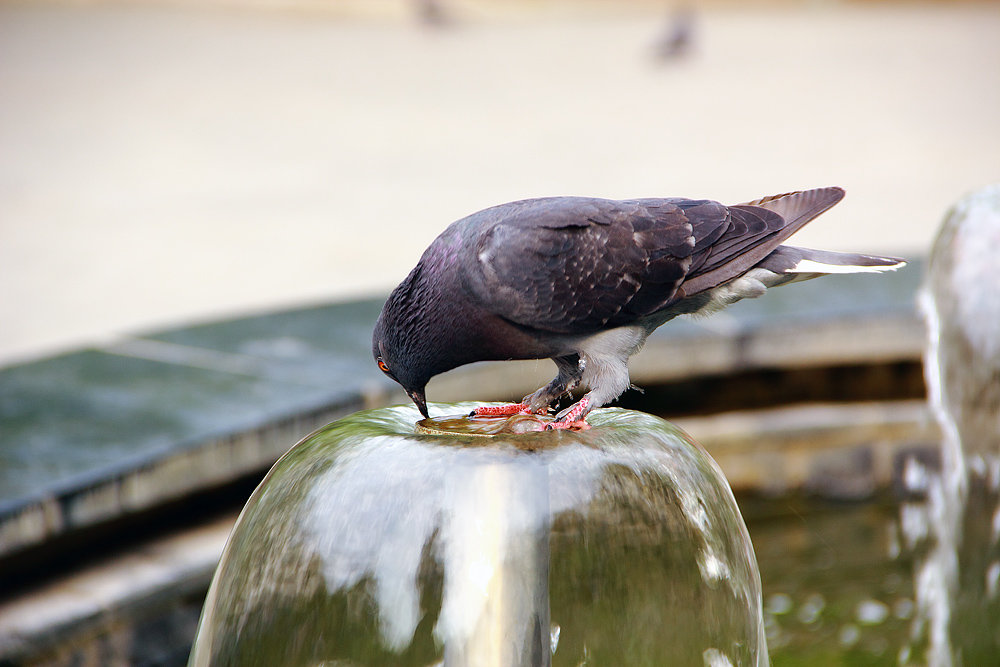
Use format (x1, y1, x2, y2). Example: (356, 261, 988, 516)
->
(900, 184, 1000, 666)
(188, 404, 768, 666)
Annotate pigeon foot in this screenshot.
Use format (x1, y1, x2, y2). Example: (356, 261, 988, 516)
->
(470, 402, 531, 417)
(545, 396, 592, 430)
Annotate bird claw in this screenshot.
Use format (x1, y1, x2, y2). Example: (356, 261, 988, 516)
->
(469, 403, 531, 417)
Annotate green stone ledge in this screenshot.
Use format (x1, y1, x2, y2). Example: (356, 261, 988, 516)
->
(0, 261, 924, 561)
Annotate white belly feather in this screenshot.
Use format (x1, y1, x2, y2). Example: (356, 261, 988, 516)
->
(575, 325, 648, 406)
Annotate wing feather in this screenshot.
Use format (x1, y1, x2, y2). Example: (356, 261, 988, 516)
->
(464, 197, 693, 333)
(460, 188, 845, 333)
(679, 187, 846, 296)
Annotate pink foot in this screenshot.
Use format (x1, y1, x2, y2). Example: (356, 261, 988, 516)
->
(545, 396, 592, 430)
(470, 402, 530, 417)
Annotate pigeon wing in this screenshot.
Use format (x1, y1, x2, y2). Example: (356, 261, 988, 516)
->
(463, 188, 846, 334)
(464, 197, 721, 333)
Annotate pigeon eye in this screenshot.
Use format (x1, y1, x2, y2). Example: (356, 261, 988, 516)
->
(377, 359, 390, 374)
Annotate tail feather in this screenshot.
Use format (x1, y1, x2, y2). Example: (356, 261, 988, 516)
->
(681, 187, 847, 296)
(677, 243, 906, 319)
(740, 186, 846, 233)
(759, 245, 906, 276)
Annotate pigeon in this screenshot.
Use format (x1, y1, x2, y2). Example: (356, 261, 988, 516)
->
(654, 6, 695, 61)
(372, 187, 905, 429)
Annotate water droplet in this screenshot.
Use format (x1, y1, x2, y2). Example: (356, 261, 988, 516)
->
(766, 592, 793, 615)
(856, 599, 890, 625)
(796, 593, 825, 624)
(893, 597, 914, 620)
(899, 502, 929, 547)
(903, 456, 929, 493)
(887, 520, 901, 559)
(702, 647, 734, 666)
(986, 561, 1000, 599)
(838, 624, 860, 647)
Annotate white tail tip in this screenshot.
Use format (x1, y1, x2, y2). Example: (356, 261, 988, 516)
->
(788, 257, 907, 275)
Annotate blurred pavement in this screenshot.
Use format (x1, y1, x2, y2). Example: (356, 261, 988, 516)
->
(1, 1, 998, 366)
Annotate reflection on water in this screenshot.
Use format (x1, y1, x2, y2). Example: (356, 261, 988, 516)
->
(899, 185, 1000, 666)
(188, 405, 767, 666)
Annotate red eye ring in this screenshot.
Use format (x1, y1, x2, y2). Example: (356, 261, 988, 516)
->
(378, 359, 390, 373)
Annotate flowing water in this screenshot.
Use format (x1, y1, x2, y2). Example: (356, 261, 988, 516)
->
(188, 405, 768, 666)
(898, 185, 1000, 666)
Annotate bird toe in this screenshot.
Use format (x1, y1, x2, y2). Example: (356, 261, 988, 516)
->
(545, 419, 591, 431)
(471, 402, 530, 417)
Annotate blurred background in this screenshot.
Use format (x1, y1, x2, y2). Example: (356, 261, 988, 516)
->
(2, 0, 1000, 665)
(2, 0, 997, 366)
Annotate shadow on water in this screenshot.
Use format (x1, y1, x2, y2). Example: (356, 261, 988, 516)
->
(188, 405, 767, 666)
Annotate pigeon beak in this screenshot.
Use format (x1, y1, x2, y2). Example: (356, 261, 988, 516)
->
(407, 388, 429, 419)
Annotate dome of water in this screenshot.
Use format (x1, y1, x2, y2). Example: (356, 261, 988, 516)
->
(189, 404, 767, 666)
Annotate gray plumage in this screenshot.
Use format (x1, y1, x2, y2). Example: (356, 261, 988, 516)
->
(373, 187, 905, 425)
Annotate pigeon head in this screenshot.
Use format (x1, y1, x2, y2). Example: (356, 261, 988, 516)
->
(373, 222, 508, 419)
(372, 257, 466, 420)
(372, 312, 430, 419)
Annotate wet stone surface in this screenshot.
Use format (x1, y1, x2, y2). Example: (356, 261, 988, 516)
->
(0, 350, 335, 505)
